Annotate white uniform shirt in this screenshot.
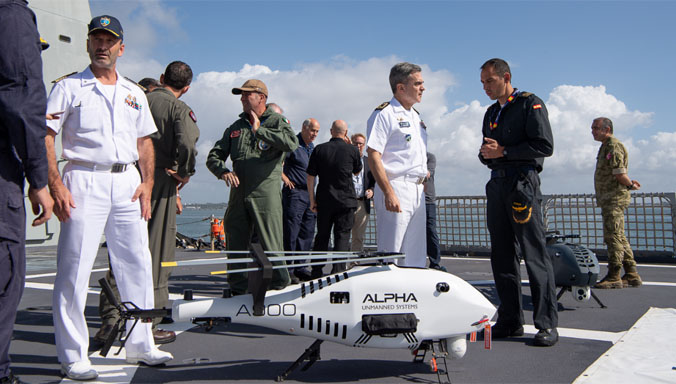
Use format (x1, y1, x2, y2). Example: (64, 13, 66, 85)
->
(352, 157, 365, 198)
(46, 66, 157, 165)
(366, 97, 427, 179)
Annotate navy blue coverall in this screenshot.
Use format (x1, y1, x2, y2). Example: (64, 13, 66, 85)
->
(282, 133, 316, 264)
(0, 0, 48, 379)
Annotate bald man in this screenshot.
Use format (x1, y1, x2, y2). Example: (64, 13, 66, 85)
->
(307, 120, 362, 277)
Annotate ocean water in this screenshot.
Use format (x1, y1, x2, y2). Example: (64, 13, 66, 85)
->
(177, 206, 226, 240)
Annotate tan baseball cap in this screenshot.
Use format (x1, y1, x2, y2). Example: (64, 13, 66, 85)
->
(232, 79, 268, 97)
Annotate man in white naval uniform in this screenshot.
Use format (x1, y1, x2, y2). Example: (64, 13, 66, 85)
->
(366, 62, 428, 267)
(45, 15, 172, 380)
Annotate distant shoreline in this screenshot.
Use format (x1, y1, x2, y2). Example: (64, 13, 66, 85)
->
(183, 203, 227, 210)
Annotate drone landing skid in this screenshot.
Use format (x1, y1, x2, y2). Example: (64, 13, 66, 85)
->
(413, 340, 452, 384)
(276, 339, 323, 382)
(97, 277, 171, 357)
(556, 286, 607, 309)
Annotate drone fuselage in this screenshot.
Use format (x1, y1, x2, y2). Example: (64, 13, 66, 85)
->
(172, 264, 496, 351)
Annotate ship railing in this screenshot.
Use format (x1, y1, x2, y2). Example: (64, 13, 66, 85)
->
(363, 192, 676, 260)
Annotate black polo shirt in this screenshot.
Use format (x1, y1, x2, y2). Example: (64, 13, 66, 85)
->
(307, 137, 362, 209)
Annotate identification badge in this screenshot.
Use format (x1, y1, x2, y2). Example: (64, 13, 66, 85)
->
(399, 121, 410, 128)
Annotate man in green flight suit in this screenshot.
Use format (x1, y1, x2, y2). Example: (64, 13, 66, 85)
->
(207, 79, 298, 294)
(591, 117, 642, 289)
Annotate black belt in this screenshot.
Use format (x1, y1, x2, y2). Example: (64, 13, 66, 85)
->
(491, 166, 535, 179)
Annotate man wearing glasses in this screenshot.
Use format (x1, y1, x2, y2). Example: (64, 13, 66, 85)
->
(350, 133, 375, 252)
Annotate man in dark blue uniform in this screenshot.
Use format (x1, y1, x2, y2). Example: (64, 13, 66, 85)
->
(282, 118, 319, 282)
(0, 1, 54, 382)
(479, 58, 558, 347)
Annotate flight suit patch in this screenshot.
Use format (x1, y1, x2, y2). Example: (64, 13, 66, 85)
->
(190, 111, 197, 122)
(230, 130, 241, 138)
(258, 140, 270, 150)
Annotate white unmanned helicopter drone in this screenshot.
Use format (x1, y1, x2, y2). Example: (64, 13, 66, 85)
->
(99, 244, 496, 383)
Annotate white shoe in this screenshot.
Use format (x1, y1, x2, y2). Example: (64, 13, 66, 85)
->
(61, 360, 98, 380)
(126, 348, 173, 366)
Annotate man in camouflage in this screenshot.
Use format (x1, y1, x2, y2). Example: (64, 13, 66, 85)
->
(592, 117, 642, 289)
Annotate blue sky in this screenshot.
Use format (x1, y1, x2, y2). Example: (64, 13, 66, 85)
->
(89, 0, 676, 203)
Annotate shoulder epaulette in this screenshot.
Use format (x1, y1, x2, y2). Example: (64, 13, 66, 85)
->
(125, 77, 146, 92)
(375, 101, 390, 111)
(519, 92, 533, 97)
(51, 71, 77, 84)
(412, 107, 420, 115)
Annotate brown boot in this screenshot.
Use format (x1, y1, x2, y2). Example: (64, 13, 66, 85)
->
(621, 264, 642, 288)
(594, 265, 623, 289)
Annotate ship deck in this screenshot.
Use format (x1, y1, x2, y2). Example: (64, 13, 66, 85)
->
(11, 246, 676, 383)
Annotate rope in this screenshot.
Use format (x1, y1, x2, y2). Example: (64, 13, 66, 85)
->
(176, 217, 211, 226)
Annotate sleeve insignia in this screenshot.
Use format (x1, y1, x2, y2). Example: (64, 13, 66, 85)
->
(189, 110, 197, 122)
(375, 101, 390, 111)
(606, 152, 612, 160)
(283, 118, 290, 124)
(51, 71, 77, 83)
(533, 104, 542, 109)
(230, 130, 241, 138)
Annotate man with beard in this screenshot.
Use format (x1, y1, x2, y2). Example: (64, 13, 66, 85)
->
(45, 15, 172, 380)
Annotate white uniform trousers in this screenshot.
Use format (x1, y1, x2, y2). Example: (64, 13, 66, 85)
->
(53, 163, 155, 364)
(374, 176, 426, 267)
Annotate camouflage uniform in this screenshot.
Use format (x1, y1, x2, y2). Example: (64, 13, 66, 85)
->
(594, 136, 637, 272)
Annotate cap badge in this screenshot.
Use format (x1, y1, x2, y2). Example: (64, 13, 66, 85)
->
(100, 17, 111, 27)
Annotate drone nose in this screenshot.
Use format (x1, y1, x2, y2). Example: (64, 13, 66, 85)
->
(436, 282, 450, 293)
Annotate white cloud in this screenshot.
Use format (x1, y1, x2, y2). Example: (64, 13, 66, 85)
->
(180, 57, 457, 202)
(124, 57, 664, 203)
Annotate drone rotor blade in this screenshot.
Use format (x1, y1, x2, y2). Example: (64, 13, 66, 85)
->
(209, 254, 403, 275)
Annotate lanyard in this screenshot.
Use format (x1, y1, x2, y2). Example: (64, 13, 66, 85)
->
(490, 89, 519, 130)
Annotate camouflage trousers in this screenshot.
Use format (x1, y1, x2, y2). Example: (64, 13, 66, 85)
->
(601, 204, 636, 268)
